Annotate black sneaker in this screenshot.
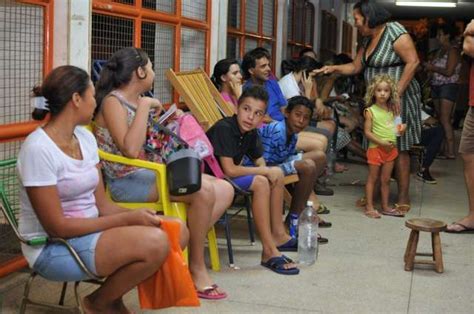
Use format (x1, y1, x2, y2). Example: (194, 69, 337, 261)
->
(314, 182, 334, 196)
(416, 170, 437, 184)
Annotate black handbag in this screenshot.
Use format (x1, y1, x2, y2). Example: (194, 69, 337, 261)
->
(146, 118, 202, 196)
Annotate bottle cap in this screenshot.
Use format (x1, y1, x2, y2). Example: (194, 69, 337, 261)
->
(307, 201, 313, 207)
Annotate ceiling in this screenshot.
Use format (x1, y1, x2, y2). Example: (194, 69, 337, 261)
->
(351, 0, 474, 21)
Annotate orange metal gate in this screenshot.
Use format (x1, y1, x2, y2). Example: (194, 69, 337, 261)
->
(0, 0, 53, 277)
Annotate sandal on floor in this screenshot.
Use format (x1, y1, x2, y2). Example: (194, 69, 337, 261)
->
(196, 285, 227, 300)
(316, 204, 331, 215)
(445, 222, 474, 234)
(394, 203, 411, 214)
(318, 234, 329, 244)
(364, 210, 381, 219)
(356, 196, 367, 207)
(261, 255, 300, 275)
(318, 220, 332, 228)
(276, 237, 298, 252)
(381, 208, 405, 217)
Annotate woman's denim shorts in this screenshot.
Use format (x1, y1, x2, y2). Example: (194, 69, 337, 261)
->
(431, 83, 459, 103)
(33, 232, 101, 282)
(107, 169, 156, 202)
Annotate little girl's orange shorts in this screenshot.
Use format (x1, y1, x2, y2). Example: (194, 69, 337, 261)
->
(367, 146, 398, 166)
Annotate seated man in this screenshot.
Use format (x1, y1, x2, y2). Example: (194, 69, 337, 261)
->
(206, 86, 299, 275)
(241, 47, 333, 196)
(256, 96, 331, 242)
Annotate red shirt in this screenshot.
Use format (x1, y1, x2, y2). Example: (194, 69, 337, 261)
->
(470, 60, 474, 106)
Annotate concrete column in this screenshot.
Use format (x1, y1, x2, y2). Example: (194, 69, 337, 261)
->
(68, 0, 91, 71)
(52, 0, 68, 67)
(53, 0, 91, 71)
(309, 0, 320, 57)
(274, 0, 287, 78)
(210, 0, 228, 70)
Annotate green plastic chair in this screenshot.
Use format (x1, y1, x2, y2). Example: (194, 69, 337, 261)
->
(0, 158, 103, 313)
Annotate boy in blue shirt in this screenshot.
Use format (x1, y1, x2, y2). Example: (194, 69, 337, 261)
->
(207, 86, 299, 275)
(257, 96, 331, 241)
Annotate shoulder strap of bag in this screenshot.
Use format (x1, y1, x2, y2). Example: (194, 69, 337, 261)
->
(115, 93, 189, 148)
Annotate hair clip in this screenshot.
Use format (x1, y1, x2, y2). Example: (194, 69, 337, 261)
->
(134, 48, 142, 62)
(31, 96, 49, 111)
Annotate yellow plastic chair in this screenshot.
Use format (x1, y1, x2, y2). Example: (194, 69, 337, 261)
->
(97, 149, 220, 272)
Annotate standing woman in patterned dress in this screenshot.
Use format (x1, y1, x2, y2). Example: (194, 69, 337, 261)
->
(315, 0, 421, 213)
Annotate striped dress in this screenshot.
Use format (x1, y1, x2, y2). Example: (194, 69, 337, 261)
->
(361, 21, 422, 151)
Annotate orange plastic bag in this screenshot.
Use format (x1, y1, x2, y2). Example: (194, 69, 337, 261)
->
(138, 220, 200, 309)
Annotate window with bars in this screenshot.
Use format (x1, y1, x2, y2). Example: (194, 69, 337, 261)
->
(91, 0, 210, 104)
(0, 0, 54, 270)
(141, 22, 175, 104)
(227, 0, 277, 66)
(91, 14, 134, 62)
(142, 0, 175, 13)
(0, 1, 45, 126)
(320, 10, 338, 62)
(286, 0, 315, 59)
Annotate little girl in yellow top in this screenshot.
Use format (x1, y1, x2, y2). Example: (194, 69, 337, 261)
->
(363, 74, 406, 219)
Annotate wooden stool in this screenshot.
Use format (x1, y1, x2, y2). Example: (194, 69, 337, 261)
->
(404, 218, 447, 273)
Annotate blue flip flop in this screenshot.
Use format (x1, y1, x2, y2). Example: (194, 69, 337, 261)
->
(261, 255, 300, 275)
(276, 237, 298, 252)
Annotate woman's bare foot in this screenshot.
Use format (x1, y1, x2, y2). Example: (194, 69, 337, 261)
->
(82, 295, 114, 314)
(113, 299, 134, 314)
(364, 205, 381, 219)
(190, 265, 225, 297)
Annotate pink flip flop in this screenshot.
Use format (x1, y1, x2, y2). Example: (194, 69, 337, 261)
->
(196, 285, 227, 300)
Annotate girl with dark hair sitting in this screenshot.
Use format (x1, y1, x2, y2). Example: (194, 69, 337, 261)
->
(19, 65, 188, 313)
(211, 58, 242, 110)
(93, 47, 234, 300)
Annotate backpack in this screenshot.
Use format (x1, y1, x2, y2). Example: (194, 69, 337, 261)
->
(177, 114, 224, 179)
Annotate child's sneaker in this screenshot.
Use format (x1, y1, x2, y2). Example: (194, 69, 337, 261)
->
(416, 170, 437, 184)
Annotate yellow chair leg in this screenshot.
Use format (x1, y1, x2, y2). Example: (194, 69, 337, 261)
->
(167, 203, 189, 262)
(167, 202, 220, 271)
(207, 227, 220, 272)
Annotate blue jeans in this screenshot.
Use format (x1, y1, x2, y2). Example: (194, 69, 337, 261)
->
(107, 169, 156, 202)
(33, 232, 101, 281)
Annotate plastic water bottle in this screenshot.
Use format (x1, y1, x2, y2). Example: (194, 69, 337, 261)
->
(394, 116, 402, 137)
(298, 201, 319, 265)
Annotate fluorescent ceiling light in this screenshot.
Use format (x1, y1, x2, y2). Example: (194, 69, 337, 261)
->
(396, 1, 457, 7)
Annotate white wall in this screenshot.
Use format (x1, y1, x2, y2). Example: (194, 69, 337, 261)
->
(274, 0, 287, 78)
(53, 0, 91, 71)
(68, 0, 91, 71)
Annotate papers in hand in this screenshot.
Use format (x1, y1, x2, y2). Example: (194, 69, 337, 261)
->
(158, 103, 178, 124)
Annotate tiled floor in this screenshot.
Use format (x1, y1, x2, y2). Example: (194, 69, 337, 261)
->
(1, 153, 473, 313)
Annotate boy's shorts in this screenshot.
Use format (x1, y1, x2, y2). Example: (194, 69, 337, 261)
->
(274, 153, 303, 176)
(231, 175, 256, 191)
(367, 147, 398, 166)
